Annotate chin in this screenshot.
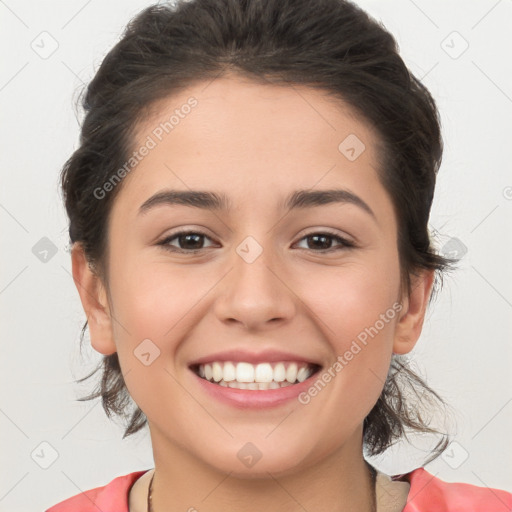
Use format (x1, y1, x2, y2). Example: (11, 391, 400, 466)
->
(199, 443, 312, 479)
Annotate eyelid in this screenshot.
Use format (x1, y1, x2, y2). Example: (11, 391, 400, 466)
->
(293, 230, 356, 252)
(294, 227, 355, 245)
(157, 228, 217, 251)
(157, 227, 356, 253)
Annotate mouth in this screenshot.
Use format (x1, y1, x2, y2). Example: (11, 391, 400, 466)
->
(190, 361, 322, 390)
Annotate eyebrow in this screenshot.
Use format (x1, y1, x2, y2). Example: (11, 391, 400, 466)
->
(138, 188, 376, 219)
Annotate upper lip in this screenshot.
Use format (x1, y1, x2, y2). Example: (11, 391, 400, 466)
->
(188, 349, 323, 367)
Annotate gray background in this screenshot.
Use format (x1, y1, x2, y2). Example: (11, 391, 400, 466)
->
(1, 0, 511, 510)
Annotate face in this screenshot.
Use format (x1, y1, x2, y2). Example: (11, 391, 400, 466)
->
(76, 73, 431, 478)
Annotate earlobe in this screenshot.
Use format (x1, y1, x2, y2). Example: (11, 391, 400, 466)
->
(393, 270, 435, 355)
(71, 243, 117, 355)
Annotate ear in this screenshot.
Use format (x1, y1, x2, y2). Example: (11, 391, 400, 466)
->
(393, 269, 435, 355)
(71, 243, 117, 355)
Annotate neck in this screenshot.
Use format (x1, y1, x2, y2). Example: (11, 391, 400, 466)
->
(148, 425, 376, 512)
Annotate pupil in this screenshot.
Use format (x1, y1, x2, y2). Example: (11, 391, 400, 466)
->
(181, 233, 202, 249)
(309, 234, 331, 249)
(177, 234, 333, 250)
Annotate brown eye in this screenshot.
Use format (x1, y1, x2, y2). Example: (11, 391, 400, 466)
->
(157, 230, 355, 254)
(158, 231, 215, 253)
(295, 232, 354, 252)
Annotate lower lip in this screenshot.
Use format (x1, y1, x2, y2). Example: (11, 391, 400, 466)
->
(190, 369, 319, 409)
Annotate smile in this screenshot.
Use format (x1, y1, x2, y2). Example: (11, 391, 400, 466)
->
(192, 361, 321, 390)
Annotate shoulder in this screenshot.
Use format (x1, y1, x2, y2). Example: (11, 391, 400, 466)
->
(45, 470, 149, 512)
(393, 467, 512, 512)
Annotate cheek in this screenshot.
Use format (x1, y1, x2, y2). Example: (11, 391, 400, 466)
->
(303, 258, 400, 343)
(106, 258, 207, 411)
(110, 259, 207, 343)
(299, 256, 400, 398)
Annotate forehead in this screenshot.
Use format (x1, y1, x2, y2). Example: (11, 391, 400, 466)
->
(115, 74, 390, 218)
(136, 73, 381, 161)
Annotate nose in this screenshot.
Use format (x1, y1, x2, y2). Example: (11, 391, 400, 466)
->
(213, 238, 297, 332)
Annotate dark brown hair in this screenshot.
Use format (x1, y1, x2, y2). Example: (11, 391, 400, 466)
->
(62, 0, 458, 464)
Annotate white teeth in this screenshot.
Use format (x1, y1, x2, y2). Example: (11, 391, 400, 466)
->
(236, 362, 255, 383)
(286, 363, 298, 383)
(254, 363, 273, 382)
(297, 366, 310, 383)
(273, 363, 286, 382)
(223, 362, 236, 382)
(212, 362, 223, 382)
(195, 361, 317, 388)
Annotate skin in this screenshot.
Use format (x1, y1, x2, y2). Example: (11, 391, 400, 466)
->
(72, 73, 434, 512)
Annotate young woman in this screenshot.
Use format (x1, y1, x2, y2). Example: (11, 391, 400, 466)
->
(46, 0, 512, 510)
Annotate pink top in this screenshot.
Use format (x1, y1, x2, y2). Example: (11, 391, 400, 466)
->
(45, 467, 512, 512)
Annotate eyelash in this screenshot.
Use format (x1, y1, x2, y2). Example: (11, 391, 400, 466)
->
(157, 229, 356, 254)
